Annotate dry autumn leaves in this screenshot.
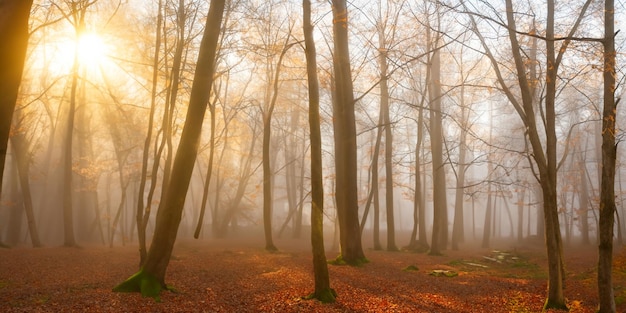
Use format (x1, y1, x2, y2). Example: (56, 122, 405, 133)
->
(0, 236, 623, 312)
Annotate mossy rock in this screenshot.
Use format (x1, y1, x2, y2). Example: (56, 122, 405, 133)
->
(403, 265, 419, 272)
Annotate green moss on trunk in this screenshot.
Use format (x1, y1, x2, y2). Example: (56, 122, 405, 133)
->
(328, 254, 369, 266)
(304, 288, 337, 304)
(543, 298, 569, 311)
(112, 268, 165, 301)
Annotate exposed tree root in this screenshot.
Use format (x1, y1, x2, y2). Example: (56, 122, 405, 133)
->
(304, 288, 337, 303)
(543, 298, 569, 311)
(112, 268, 168, 301)
(328, 255, 369, 267)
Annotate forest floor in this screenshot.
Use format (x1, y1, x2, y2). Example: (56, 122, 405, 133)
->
(0, 235, 625, 312)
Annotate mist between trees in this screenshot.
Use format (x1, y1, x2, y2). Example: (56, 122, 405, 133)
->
(0, 0, 623, 311)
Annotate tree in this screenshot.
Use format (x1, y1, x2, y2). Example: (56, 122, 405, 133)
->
(113, 0, 225, 298)
(136, 0, 164, 265)
(427, 17, 448, 255)
(10, 109, 42, 247)
(60, 0, 91, 248)
(0, 0, 34, 221)
(465, 0, 594, 308)
(405, 66, 429, 252)
(330, 0, 366, 265)
(303, 0, 335, 303)
(597, 0, 617, 311)
(261, 30, 295, 252)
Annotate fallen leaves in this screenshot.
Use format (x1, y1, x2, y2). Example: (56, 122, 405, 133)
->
(0, 239, 619, 312)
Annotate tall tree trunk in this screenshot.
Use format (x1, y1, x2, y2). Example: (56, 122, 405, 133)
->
(482, 184, 492, 248)
(330, 0, 365, 264)
(369, 114, 384, 250)
(6, 152, 23, 246)
(451, 85, 468, 250)
(158, 0, 187, 207)
(303, 0, 335, 302)
(428, 47, 448, 255)
(378, 28, 397, 252)
(539, 0, 567, 308)
(0, 0, 33, 206)
(194, 93, 217, 239)
(598, 0, 617, 311)
(579, 153, 590, 245)
(62, 5, 88, 248)
(113, 0, 225, 298)
(10, 129, 41, 247)
(136, 0, 163, 266)
(262, 36, 293, 252)
(516, 186, 525, 243)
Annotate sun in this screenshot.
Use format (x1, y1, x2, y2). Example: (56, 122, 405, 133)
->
(75, 32, 108, 69)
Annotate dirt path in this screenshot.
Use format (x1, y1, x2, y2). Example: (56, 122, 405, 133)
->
(0, 238, 622, 312)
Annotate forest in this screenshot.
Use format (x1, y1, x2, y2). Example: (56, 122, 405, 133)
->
(0, 0, 625, 312)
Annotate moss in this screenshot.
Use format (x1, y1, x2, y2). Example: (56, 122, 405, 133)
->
(542, 298, 569, 311)
(113, 268, 165, 301)
(615, 288, 626, 305)
(304, 288, 337, 303)
(328, 254, 369, 267)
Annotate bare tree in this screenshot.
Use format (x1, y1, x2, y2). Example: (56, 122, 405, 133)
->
(464, 0, 594, 308)
(9, 109, 42, 247)
(427, 12, 448, 255)
(113, 0, 225, 298)
(303, 0, 335, 303)
(598, 0, 618, 311)
(330, 0, 366, 265)
(0, 0, 34, 237)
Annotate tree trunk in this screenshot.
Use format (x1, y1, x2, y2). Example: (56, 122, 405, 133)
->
(303, 0, 335, 302)
(368, 114, 383, 250)
(517, 187, 525, 243)
(597, 0, 617, 310)
(136, 0, 163, 266)
(262, 37, 293, 252)
(579, 157, 590, 244)
(482, 186, 492, 249)
(428, 47, 448, 255)
(6, 152, 23, 246)
(10, 131, 41, 247)
(378, 28, 397, 252)
(451, 86, 468, 250)
(330, 0, 365, 264)
(62, 7, 86, 247)
(0, 0, 33, 205)
(113, 0, 225, 298)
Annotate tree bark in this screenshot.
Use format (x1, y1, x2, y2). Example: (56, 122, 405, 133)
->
(10, 129, 41, 247)
(0, 0, 33, 205)
(378, 28, 397, 252)
(262, 36, 293, 252)
(113, 0, 225, 298)
(304, 0, 335, 302)
(136, 0, 163, 266)
(62, 3, 88, 248)
(428, 47, 448, 255)
(330, 0, 365, 264)
(597, 0, 617, 311)
(451, 83, 468, 250)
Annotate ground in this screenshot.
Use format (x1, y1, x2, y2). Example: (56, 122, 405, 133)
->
(0, 236, 624, 312)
